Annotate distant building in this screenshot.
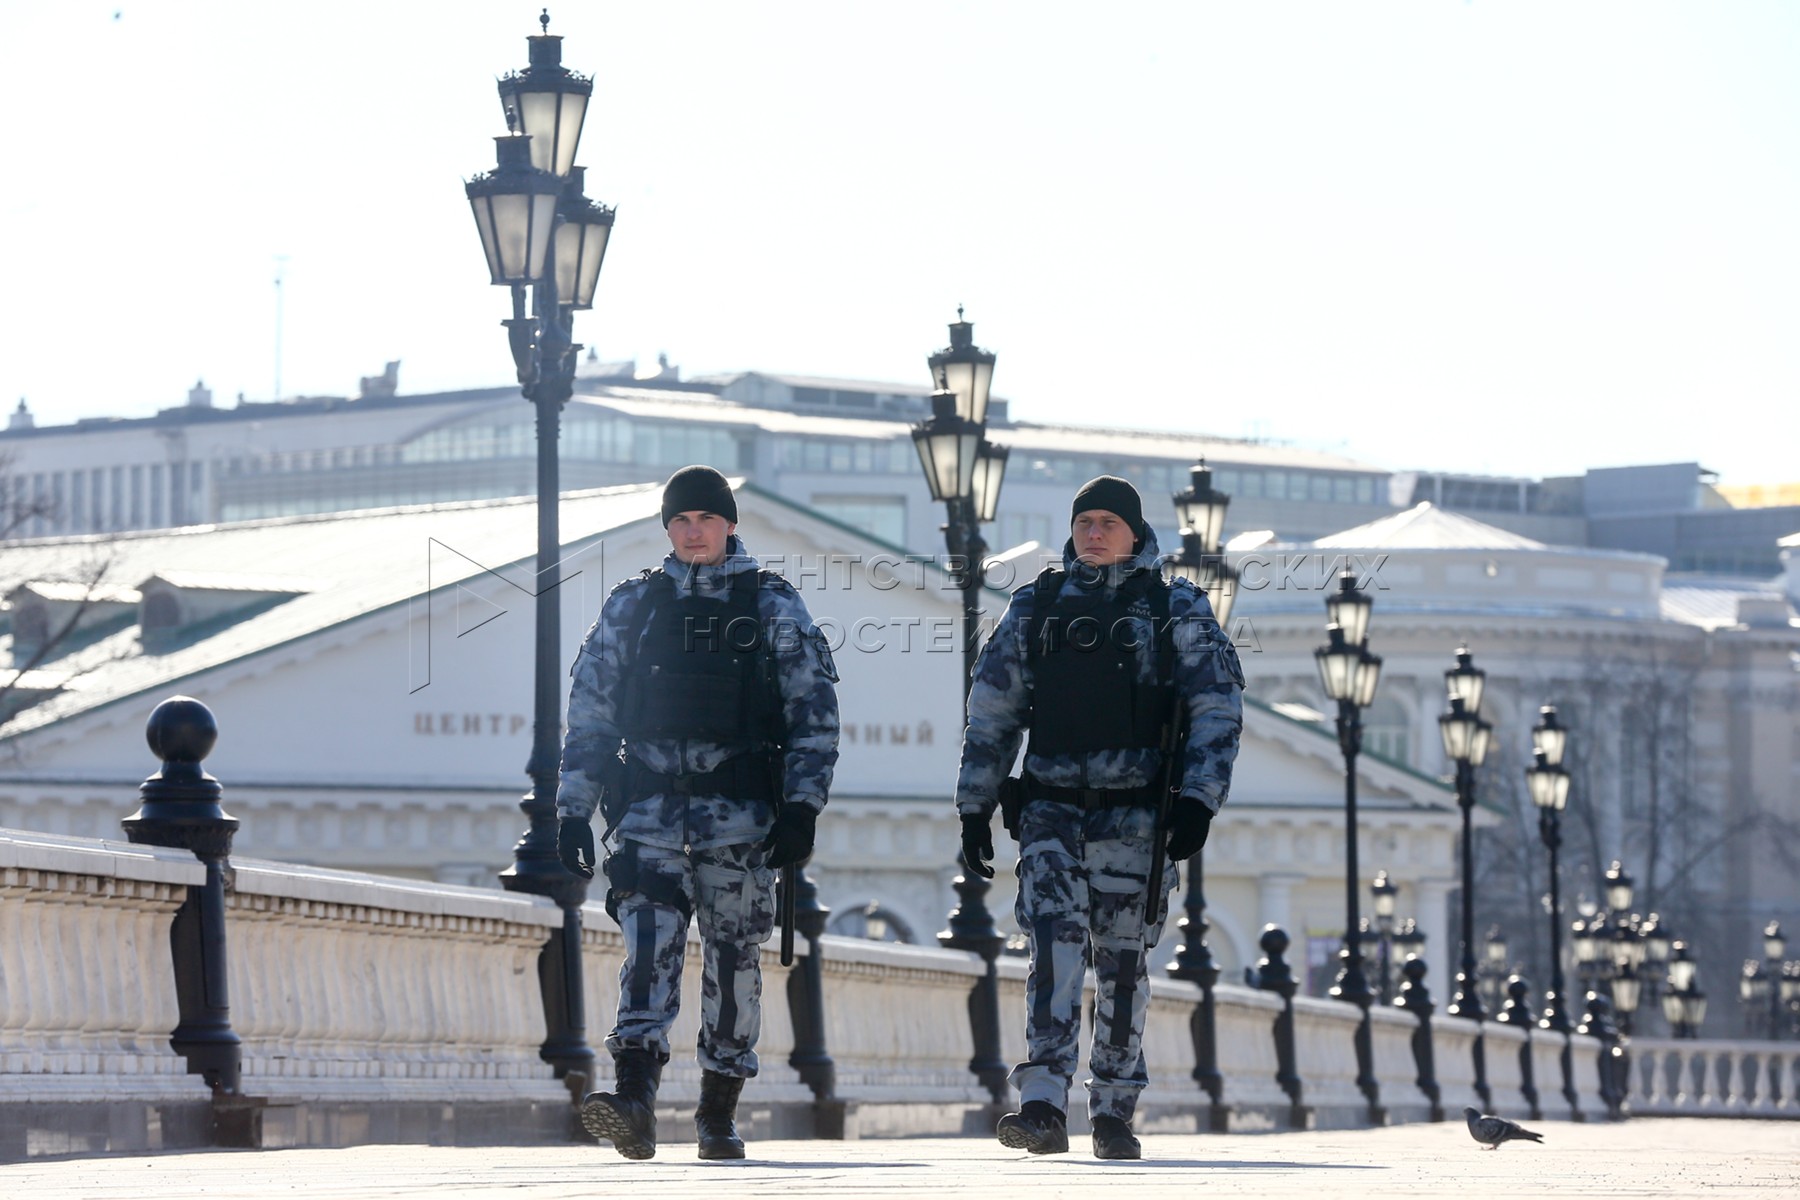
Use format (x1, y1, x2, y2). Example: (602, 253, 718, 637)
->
(1398, 462, 1800, 579)
(1233, 501, 1800, 1031)
(0, 484, 1460, 985)
(0, 353, 1393, 554)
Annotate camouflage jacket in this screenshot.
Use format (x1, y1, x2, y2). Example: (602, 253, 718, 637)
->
(954, 528, 1244, 818)
(556, 534, 841, 851)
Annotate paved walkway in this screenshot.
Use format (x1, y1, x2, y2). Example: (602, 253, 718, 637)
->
(6, 1118, 1799, 1198)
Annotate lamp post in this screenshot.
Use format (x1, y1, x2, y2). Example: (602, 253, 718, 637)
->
(1784, 963, 1800, 1040)
(1483, 926, 1510, 1015)
(1314, 572, 1382, 1113)
(1660, 941, 1706, 1039)
(1762, 921, 1788, 1039)
(1165, 460, 1238, 627)
(1525, 709, 1579, 1116)
(1440, 645, 1494, 1110)
(1573, 909, 1611, 999)
(1525, 710, 1573, 1037)
(465, 13, 613, 1093)
(1604, 860, 1635, 921)
(1164, 461, 1231, 1119)
(1639, 913, 1671, 1033)
(1394, 917, 1427, 965)
(1371, 870, 1399, 1004)
(915, 310, 1009, 1105)
(1741, 958, 1771, 1037)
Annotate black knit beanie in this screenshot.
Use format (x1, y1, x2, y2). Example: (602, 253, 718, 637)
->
(661, 465, 738, 527)
(1070, 475, 1145, 535)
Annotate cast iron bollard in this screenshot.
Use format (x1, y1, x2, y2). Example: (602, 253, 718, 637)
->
(1166, 857, 1227, 1130)
(120, 696, 241, 1096)
(785, 862, 845, 1137)
(1553, 1023, 1586, 1122)
(1247, 925, 1306, 1125)
(1578, 991, 1626, 1120)
(939, 862, 1009, 1107)
(1495, 974, 1543, 1120)
(1394, 955, 1444, 1121)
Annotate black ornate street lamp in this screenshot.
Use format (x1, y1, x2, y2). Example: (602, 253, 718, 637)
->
(1741, 957, 1771, 1036)
(1371, 869, 1399, 1004)
(464, 13, 614, 1092)
(1164, 461, 1232, 1120)
(1762, 921, 1788, 1040)
(1394, 916, 1427, 963)
(1440, 645, 1493, 1110)
(1604, 860, 1635, 919)
(1526, 708, 1580, 1116)
(1167, 460, 1238, 627)
(1660, 940, 1707, 1039)
(1573, 909, 1611, 999)
(915, 310, 1009, 1105)
(1315, 572, 1382, 1114)
(1783, 963, 1800, 1040)
(1482, 926, 1510, 1015)
(1525, 709, 1573, 1039)
(1638, 913, 1671, 1032)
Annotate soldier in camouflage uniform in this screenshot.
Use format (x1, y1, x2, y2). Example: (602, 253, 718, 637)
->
(954, 475, 1243, 1160)
(556, 465, 840, 1161)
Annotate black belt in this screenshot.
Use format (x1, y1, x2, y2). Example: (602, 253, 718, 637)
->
(628, 753, 776, 802)
(1021, 778, 1159, 810)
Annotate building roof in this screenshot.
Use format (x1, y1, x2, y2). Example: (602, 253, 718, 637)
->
(574, 386, 1386, 473)
(141, 570, 322, 594)
(1659, 577, 1793, 630)
(0, 485, 670, 738)
(1312, 502, 1549, 550)
(7, 581, 143, 605)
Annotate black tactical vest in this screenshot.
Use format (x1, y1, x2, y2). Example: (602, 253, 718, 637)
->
(1024, 566, 1175, 757)
(617, 569, 782, 743)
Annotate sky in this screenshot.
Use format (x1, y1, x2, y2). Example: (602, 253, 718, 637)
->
(2, 1, 1797, 485)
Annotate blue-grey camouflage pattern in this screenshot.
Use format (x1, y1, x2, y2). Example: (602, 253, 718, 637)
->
(954, 528, 1244, 817)
(606, 841, 776, 1076)
(953, 529, 1245, 1120)
(556, 533, 841, 850)
(1012, 798, 1174, 1120)
(558, 531, 839, 1080)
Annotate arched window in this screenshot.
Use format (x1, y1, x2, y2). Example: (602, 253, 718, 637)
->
(1363, 695, 1410, 766)
(142, 592, 181, 633)
(13, 604, 49, 646)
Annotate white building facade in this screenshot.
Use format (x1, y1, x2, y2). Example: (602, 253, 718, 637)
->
(1, 484, 1464, 994)
(1229, 503, 1800, 1033)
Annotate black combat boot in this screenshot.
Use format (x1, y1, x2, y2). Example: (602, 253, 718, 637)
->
(694, 1070, 747, 1159)
(1090, 1114, 1142, 1160)
(996, 1100, 1069, 1154)
(581, 1049, 662, 1160)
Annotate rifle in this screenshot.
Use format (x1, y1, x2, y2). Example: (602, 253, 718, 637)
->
(771, 749, 797, 967)
(1144, 697, 1190, 928)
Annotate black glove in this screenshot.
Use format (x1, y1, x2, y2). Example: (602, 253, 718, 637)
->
(558, 816, 596, 878)
(762, 805, 817, 869)
(1166, 802, 1213, 861)
(961, 812, 995, 879)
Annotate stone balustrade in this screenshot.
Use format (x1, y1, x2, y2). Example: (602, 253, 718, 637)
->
(1624, 1038, 1800, 1116)
(7, 820, 1797, 1159)
(1, 830, 200, 1100)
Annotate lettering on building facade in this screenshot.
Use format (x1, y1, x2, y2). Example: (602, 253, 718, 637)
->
(413, 713, 529, 736)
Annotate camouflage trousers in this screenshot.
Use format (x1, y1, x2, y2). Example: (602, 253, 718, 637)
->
(604, 839, 776, 1078)
(1010, 799, 1174, 1122)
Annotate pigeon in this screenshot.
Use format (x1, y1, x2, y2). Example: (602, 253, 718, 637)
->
(1463, 1106, 1544, 1150)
